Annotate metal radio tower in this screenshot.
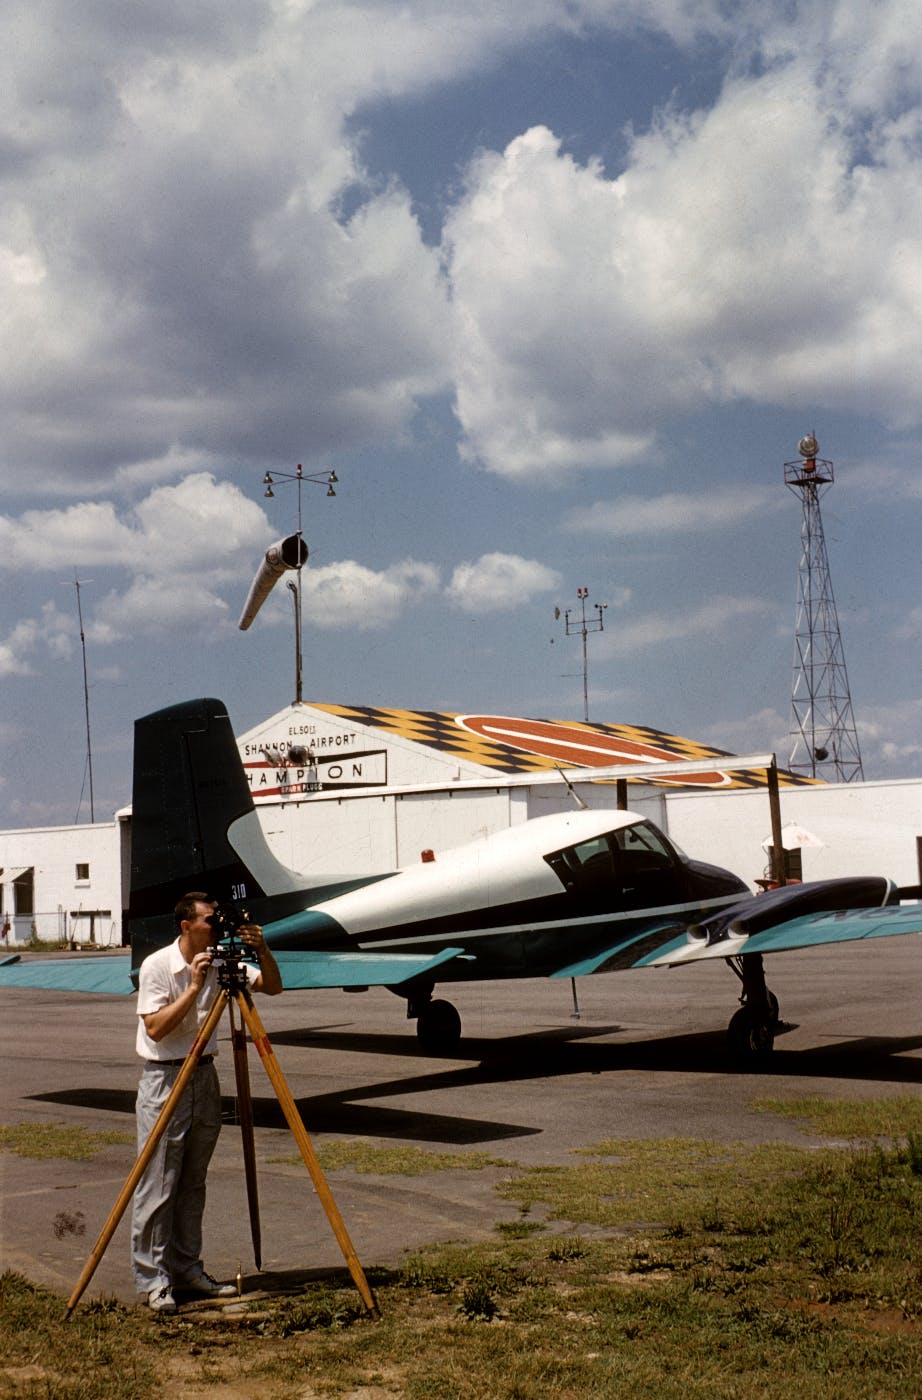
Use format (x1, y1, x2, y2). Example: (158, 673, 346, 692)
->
(784, 434, 864, 782)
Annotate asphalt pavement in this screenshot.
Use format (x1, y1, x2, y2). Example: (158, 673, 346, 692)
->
(2, 937, 922, 1307)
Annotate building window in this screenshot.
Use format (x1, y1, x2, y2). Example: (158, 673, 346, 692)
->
(14, 869, 34, 917)
(76, 863, 90, 882)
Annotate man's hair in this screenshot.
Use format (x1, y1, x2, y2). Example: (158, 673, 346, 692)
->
(174, 891, 215, 930)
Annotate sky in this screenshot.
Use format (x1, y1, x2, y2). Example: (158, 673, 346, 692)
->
(2, 0, 922, 828)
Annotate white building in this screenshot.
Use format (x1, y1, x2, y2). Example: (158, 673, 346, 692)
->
(0, 814, 130, 948)
(1, 700, 919, 947)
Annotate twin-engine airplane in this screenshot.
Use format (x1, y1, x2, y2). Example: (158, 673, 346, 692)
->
(3, 697, 922, 1061)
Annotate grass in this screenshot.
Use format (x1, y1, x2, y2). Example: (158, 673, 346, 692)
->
(3, 1098, 922, 1398)
(496, 1135, 811, 1232)
(290, 1139, 511, 1175)
(752, 1093, 922, 1141)
(0, 1122, 133, 1160)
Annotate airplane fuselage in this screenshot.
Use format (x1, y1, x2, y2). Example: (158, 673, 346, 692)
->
(258, 808, 750, 982)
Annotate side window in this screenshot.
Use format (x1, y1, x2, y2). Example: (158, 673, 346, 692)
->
(545, 836, 616, 893)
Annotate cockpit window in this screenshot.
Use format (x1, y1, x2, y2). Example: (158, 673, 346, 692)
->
(545, 820, 682, 904)
(614, 821, 675, 865)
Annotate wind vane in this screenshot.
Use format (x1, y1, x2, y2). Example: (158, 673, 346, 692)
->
(238, 464, 337, 704)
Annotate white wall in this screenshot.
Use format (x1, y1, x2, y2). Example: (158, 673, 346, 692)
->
(259, 786, 528, 875)
(664, 779, 922, 890)
(0, 820, 124, 947)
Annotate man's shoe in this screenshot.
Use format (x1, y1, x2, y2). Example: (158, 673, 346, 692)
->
(148, 1285, 177, 1314)
(177, 1271, 237, 1299)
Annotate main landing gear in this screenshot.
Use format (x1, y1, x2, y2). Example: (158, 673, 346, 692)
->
(398, 980, 463, 1054)
(726, 953, 780, 1065)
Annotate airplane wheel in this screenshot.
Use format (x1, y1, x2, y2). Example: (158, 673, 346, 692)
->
(767, 990, 780, 1026)
(727, 1006, 775, 1065)
(416, 999, 462, 1054)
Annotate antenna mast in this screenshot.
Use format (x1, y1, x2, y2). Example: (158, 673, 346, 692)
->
(784, 435, 864, 782)
(556, 587, 607, 722)
(74, 574, 95, 821)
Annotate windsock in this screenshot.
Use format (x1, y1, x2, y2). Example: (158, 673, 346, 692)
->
(238, 534, 308, 630)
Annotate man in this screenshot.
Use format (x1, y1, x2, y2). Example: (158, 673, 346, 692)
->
(131, 891, 283, 1314)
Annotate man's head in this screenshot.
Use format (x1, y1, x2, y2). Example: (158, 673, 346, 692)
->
(174, 892, 216, 934)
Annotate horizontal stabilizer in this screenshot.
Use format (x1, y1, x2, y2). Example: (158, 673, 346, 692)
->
(0, 955, 136, 994)
(274, 947, 464, 989)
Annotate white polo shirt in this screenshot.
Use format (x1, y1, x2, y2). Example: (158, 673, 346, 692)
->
(136, 937, 258, 1061)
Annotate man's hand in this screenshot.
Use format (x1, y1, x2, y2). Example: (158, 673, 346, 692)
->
(189, 947, 214, 991)
(238, 923, 283, 995)
(238, 924, 267, 955)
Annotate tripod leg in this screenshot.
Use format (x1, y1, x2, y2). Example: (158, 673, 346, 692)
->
(230, 998, 262, 1270)
(236, 991, 379, 1318)
(66, 988, 230, 1319)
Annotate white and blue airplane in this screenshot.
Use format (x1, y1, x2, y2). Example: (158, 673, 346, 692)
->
(2, 697, 921, 1061)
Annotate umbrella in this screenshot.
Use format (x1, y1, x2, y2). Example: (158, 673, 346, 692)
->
(761, 822, 825, 851)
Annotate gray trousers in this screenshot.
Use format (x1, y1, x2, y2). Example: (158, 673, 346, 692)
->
(130, 1059, 222, 1294)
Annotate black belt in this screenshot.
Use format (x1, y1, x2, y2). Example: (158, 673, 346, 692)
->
(146, 1055, 214, 1067)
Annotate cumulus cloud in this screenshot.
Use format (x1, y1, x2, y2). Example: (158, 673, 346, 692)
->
(0, 475, 270, 642)
(0, 605, 74, 678)
(600, 595, 772, 653)
(444, 14, 922, 476)
(0, 2, 457, 493)
(0, 475, 267, 577)
(565, 488, 777, 536)
(447, 552, 561, 612)
(9, 0, 741, 495)
(893, 606, 922, 641)
(694, 706, 791, 762)
(829, 696, 922, 779)
(301, 559, 441, 629)
(7, 1, 922, 492)
(91, 576, 231, 644)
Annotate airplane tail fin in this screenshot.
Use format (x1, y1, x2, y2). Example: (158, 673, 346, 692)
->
(127, 697, 300, 963)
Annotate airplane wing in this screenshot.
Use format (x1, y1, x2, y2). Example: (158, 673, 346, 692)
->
(637, 885, 922, 968)
(273, 947, 465, 989)
(0, 954, 137, 994)
(549, 921, 689, 977)
(0, 947, 467, 995)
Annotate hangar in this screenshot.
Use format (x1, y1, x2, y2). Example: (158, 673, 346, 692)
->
(1, 700, 920, 948)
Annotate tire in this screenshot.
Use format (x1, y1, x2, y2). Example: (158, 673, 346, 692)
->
(416, 998, 462, 1054)
(727, 1005, 775, 1065)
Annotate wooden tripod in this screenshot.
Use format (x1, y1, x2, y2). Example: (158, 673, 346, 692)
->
(66, 974, 379, 1319)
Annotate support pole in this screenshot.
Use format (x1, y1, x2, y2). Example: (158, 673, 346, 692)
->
(237, 990, 379, 1317)
(230, 998, 262, 1270)
(767, 758, 785, 886)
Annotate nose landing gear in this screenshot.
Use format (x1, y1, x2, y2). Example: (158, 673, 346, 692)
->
(726, 954, 780, 1065)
